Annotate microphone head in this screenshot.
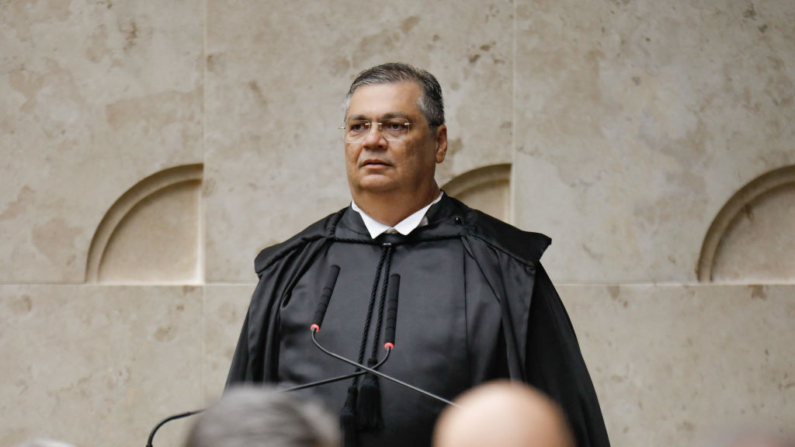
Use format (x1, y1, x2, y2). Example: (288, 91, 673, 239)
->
(384, 274, 400, 349)
(311, 265, 341, 331)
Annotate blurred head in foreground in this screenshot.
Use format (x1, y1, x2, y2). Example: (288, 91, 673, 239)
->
(434, 381, 575, 447)
(185, 386, 339, 447)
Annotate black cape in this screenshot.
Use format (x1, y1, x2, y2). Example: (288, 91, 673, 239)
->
(226, 195, 610, 447)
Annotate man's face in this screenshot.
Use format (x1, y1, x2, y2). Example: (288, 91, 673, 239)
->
(344, 82, 446, 195)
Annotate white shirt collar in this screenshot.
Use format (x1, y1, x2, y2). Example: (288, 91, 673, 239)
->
(351, 192, 444, 239)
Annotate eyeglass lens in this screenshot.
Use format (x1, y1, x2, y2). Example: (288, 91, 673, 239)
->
(343, 120, 411, 142)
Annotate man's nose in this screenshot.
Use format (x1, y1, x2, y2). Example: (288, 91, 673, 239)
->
(362, 123, 387, 149)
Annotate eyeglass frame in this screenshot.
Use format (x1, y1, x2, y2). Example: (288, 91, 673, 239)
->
(338, 118, 414, 142)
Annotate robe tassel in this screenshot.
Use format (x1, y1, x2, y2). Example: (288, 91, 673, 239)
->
(340, 385, 359, 447)
(357, 357, 383, 430)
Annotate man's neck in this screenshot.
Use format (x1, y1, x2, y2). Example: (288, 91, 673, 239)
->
(352, 186, 441, 227)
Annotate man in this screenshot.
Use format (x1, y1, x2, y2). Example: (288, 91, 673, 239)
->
(185, 386, 339, 447)
(434, 381, 575, 447)
(227, 63, 610, 447)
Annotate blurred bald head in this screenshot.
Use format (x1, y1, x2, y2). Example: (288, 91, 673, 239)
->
(434, 381, 575, 447)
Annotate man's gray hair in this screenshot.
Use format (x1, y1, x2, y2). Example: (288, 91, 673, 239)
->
(343, 62, 445, 129)
(185, 386, 339, 447)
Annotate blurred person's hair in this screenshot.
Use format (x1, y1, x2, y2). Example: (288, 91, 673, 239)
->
(185, 386, 339, 447)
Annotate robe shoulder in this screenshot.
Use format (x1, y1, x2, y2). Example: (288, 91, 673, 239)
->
(253, 208, 345, 275)
(455, 198, 552, 265)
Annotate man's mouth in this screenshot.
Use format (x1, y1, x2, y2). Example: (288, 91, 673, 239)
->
(362, 159, 391, 167)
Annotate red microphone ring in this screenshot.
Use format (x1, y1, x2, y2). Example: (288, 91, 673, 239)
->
(311, 324, 320, 333)
(384, 342, 394, 350)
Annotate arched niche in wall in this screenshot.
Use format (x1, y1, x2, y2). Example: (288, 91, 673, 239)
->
(442, 164, 511, 223)
(85, 164, 203, 284)
(697, 165, 795, 283)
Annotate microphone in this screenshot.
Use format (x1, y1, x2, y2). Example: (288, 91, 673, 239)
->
(282, 265, 393, 392)
(384, 274, 400, 350)
(145, 268, 460, 447)
(311, 265, 340, 333)
(310, 273, 459, 408)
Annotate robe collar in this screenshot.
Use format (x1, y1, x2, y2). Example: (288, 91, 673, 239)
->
(337, 192, 466, 243)
(350, 192, 444, 239)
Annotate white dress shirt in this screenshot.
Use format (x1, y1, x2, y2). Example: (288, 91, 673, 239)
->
(351, 192, 444, 239)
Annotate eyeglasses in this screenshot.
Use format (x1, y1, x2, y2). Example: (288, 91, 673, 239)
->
(339, 119, 412, 142)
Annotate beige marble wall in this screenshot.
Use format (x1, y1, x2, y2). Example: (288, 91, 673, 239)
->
(2, 0, 795, 446)
(0, 285, 203, 447)
(513, 0, 795, 282)
(0, 1, 204, 283)
(711, 182, 795, 282)
(562, 284, 795, 446)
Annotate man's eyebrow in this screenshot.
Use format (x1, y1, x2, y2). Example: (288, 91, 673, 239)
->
(346, 114, 369, 121)
(346, 112, 412, 121)
(380, 112, 411, 120)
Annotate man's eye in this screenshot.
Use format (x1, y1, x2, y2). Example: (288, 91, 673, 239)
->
(385, 122, 406, 131)
(348, 122, 367, 132)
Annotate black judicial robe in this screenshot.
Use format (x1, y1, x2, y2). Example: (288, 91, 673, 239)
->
(226, 195, 610, 447)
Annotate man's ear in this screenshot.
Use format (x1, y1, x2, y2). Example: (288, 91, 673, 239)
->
(434, 125, 448, 164)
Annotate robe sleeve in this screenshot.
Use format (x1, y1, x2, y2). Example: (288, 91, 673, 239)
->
(225, 277, 272, 386)
(526, 264, 611, 447)
(226, 309, 253, 386)
(225, 237, 331, 388)
(224, 256, 292, 387)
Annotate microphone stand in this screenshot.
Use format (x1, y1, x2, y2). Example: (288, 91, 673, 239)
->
(146, 410, 203, 447)
(145, 269, 460, 446)
(145, 343, 394, 447)
(281, 347, 391, 392)
(310, 328, 459, 407)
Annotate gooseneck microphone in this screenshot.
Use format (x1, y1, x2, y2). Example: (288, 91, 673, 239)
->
(383, 274, 400, 351)
(145, 267, 459, 447)
(310, 265, 340, 333)
(284, 266, 391, 392)
(309, 273, 459, 408)
(146, 410, 203, 447)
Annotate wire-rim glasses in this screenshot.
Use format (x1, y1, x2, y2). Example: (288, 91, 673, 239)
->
(339, 119, 412, 142)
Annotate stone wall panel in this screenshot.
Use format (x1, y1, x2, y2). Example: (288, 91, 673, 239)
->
(560, 284, 795, 446)
(514, 0, 795, 282)
(0, 1, 204, 283)
(0, 285, 203, 447)
(203, 285, 253, 401)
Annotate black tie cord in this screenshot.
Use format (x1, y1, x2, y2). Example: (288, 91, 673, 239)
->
(357, 245, 394, 431)
(340, 384, 359, 447)
(340, 243, 393, 447)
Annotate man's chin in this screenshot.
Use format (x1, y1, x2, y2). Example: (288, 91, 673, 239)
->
(356, 176, 398, 193)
